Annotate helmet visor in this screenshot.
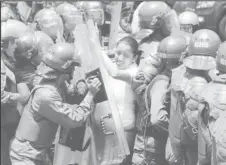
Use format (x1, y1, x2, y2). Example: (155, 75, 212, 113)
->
(86, 9, 104, 25)
(180, 24, 193, 33)
(183, 55, 216, 70)
(63, 12, 83, 32)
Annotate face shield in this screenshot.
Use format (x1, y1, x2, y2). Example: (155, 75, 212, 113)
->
(85, 9, 105, 26)
(180, 24, 193, 33)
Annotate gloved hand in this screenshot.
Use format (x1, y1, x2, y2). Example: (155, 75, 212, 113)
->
(86, 76, 102, 97)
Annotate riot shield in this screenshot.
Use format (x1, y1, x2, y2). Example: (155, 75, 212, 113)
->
(108, 2, 122, 49)
(75, 20, 130, 165)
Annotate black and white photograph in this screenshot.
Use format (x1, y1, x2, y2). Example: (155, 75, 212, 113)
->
(1, 1, 226, 165)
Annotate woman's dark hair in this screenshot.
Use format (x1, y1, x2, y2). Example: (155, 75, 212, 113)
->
(117, 36, 142, 65)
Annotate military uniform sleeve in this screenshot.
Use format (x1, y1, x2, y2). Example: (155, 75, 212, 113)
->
(131, 2, 145, 33)
(147, 80, 169, 138)
(34, 88, 94, 128)
(1, 60, 19, 105)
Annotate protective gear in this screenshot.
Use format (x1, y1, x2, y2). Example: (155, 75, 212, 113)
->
(216, 41, 226, 73)
(34, 9, 64, 40)
(56, 3, 83, 33)
(138, 1, 171, 31)
(132, 73, 170, 165)
(14, 31, 54, 66)
(210, 110, 226, 165)
(179, 11, 199, 26)
(1, 59, 21, 165)
(209, 86, 226, 165)
(134, 1, 180, 38)
(179, 11, 199, 33)
(1, 19, 28, 43)
(166, 65, 207, 165)
(211, 112, 226, 165)
(157, 35, 187, 59)
(184, 29, 221, 70)
(14, 32, 38, 62)
(197, 82, 226, 165)
(43, 43, 80, 74)
(1, 6, 19, 22)
(82, 1, 105, 26)
(13, 31, 54, 90)
(183, 76, 207, 143)
(10, 84, 94, 164)
(1, 59, 20, 127)
(32, 31, 54, 64)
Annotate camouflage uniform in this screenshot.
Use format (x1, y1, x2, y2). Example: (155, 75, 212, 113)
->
(1, 59, 21, 165)
(9, 43, 95, 165)
(132, 70, 171, 165)
(199, 41, 226, 165)
(166, 65, 207, 165)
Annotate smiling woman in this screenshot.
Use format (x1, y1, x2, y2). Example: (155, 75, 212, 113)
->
(99, 36, 140, 83)
(94, 36, 139, 164)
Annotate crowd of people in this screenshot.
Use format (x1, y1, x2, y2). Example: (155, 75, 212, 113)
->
(1, 1, 226, 165)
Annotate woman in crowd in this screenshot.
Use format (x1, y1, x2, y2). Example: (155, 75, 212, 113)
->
(93, 36, 141, 164)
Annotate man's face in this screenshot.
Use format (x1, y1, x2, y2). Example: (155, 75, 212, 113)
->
(180, 24, 193, 33)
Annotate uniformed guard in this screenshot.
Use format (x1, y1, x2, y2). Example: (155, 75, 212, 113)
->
(55, 3, 83, 43)
(131, 1, 180, 66)
(34, 8, 64, 42)
(166, 29, 221, 165)
(9, 43, 101, 165)
(1, 59, 21, 165)
(14, 31, 54, 90)
(198, 41, 226, 165)
(178, 11, 199, 34)
(132, 35, 187, 165)
(1, 19, 29, 71)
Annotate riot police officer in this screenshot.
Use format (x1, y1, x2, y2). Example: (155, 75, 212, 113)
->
(10, 43, 101, 165)
(82, 1, 105, 27)
(132, 35, 187, 165)
(34, 8, 64, 42)
(198, 41, 226, 165)
(1, 58, 21, 165)
(13, 31, 54, 90)
(131, 1, 180, 64)
(55, 3, 83, 43)
(1, 19, 29, 71)
(178, 11, 199, 34)
(171, 10, 199, 45)
(166, 29, 221, 165)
